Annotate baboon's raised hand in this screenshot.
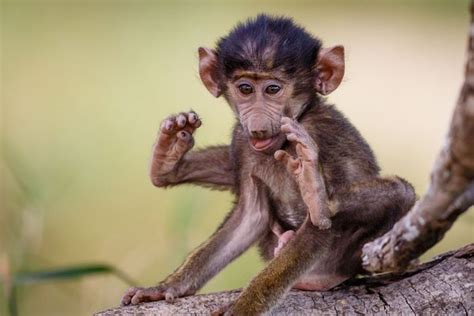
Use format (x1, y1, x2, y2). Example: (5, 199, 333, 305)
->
(275, 116, 332, 230)
(150, 111, 201, 186)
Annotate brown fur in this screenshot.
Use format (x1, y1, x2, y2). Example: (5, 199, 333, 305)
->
(121, 15, 416, 316)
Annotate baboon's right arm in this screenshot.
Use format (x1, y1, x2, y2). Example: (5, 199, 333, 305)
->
(150, 111, 234, 191)
(161, 145, 234, 190)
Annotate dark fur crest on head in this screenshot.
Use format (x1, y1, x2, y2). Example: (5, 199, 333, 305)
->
(216, 14, 322, 79)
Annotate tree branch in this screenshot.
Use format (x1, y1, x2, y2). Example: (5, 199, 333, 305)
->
(361, 1, 474, 273)
(96, 245, 473, 315)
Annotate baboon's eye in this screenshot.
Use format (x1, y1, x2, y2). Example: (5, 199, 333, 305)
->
(265, 85, 281, 95)
(238, 83, 254, 95)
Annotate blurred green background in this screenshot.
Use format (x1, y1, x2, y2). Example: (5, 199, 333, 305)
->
(1, 0, 473, 315)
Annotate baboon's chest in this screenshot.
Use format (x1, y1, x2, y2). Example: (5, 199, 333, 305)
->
(252, 160, 307, 229)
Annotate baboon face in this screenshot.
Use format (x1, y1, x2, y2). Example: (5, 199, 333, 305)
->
(225, 70, 294, 153)
(197, 16, 345, 154)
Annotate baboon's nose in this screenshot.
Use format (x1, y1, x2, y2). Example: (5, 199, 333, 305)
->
(250, 129, 269, 139)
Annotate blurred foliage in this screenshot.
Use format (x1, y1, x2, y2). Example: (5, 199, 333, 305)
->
(13, 265, 135, 286)
(1, 0, 473, 315)
(8, 264, 136, 316)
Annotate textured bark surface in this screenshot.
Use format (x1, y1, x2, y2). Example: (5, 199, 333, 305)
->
(96, 244, 473, 315)
(361, 2, 474, 273)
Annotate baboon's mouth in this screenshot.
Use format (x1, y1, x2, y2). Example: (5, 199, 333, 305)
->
(249, 134, 283, 152)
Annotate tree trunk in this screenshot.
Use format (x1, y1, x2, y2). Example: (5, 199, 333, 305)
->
(361, 1, 474, 273)
(96, 244, 473, 315)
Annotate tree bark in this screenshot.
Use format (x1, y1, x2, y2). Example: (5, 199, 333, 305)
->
(96, 244, 473, 315)
(361, 1, 474, 273)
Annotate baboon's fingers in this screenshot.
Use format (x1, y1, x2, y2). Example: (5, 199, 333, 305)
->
(275, 150, 300, 174)
(281, 116, 304, 134)
(187, 111, 200, 125)
(188, 111, 198, 124)
(281, 117, 315, 151)
(177, 130, 192, 142)
(274, 150, 292, 164)
(186, 111, 202, 132)
(176, 113, 188, 128)
(281, 122, 300, 137)
(157, 111, 201, 148)
(175, 130, 195, 154)
(164, 288, 178, 303)
(121, 287, 143, 306)
(160, 116, 177, 135)
(130, 287, 166, 305)
(157, 116, 181, 150)
(280, 116, 294, 125)
(286, 133, 300, 143)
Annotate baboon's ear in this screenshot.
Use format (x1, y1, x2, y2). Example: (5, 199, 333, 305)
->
(198, 47, 221, 98)
(314, 45, 345, 95)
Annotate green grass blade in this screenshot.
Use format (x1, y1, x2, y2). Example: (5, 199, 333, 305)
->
(8, 286, 18, 316)
(13, 264, 136, 286)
